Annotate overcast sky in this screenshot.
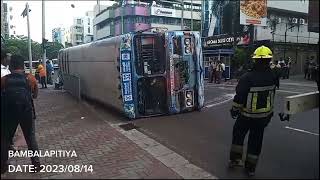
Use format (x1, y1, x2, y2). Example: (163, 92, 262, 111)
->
(5, 0, 116, 43)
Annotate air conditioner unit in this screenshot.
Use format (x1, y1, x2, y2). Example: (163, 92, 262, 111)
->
(299, 18, 305, 25)
(292, 18, 298, 24)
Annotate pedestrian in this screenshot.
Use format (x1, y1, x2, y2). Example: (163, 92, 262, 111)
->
(285, 57, 292, 79)
(304, 58, 310, 79)
(46, 60, 53, 85)
(228, 46, 278, 177)
(1, 49, 11, 78)
(220, 61, 226, 81)
(208, 61, 214, 83)
(37, 60, 47, 88)
(308, 59, 315, 80)
(1, 49, 17, 152)
(314, 64, 319, 91)
(279, 58, 286, 79)
(1, 55, 40, 174)
(215, 61, 223, 84)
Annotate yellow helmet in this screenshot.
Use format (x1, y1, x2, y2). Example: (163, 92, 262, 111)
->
(252, 45, 273, 59)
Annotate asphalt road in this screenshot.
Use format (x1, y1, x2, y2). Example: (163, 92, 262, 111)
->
(130, 79, 319, 179)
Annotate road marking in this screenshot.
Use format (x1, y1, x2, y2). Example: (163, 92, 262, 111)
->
(276, 90, 304, 94)
(281, 82, 317, 88)
(284, 126, 319, 136)
(205, 93, 235, 108)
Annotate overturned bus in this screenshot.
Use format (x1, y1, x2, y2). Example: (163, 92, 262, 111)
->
(58, 30, 204, 119)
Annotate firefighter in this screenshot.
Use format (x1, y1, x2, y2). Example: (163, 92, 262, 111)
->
(228, 46, 278, 177)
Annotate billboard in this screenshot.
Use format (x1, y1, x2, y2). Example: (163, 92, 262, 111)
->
(151, 7, 176, 17)
(240, 0, 267, 26)
(308, 0, 319, 33)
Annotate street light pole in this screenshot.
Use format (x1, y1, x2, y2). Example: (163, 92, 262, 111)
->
(283, 23, 295, 60)
(181, 0, 184, 30)
(42, 0, 47, 84)
(191, 0, 193, 31)
(26, 3, 32, 74)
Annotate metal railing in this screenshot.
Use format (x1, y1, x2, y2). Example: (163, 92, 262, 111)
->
(62, 73, 81, 101)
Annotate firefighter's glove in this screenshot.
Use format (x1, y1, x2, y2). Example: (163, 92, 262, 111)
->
(230, 107, 240, 119)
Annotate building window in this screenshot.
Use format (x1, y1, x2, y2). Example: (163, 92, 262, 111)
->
(77, 19, 82, 24)
(88, 27, 90, 33)
(88, 18, 90, 25)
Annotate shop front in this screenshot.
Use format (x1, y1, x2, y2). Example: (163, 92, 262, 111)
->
(202, 33, 252, 80)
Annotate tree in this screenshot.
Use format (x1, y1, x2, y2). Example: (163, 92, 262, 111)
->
(45, 42, 64, 59)
(4, 36, 42, 61)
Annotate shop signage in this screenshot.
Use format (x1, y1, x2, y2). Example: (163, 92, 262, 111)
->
(151, 7, 176, 17)
(204, 33, 251, 48)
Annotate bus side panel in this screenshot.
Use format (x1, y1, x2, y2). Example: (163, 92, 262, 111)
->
(119, 34, 136, 119)
(193, 32, 205, 108)
(66, 37, 123, 112)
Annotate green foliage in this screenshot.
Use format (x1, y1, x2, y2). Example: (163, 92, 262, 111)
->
(46, 42, 64, 59)
(232, 47, 247, 69)
(3, 36, 64, 61)
(4, 36, 42, 61)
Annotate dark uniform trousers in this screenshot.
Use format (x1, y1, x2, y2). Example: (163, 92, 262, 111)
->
(230, 115, 271, 170)
(1, 104, 40, 169)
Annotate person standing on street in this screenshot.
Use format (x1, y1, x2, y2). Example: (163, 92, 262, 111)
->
(208, 61, 214, 83)
(304, 58, 310, 79)
(220, 61, 226, 81)
(46, 60, 53, 85)
(37, 60, 47, 88)
(1, 49, 17, 152)
(285, 57, 292, 79)
(1, 49, 11, 78)
(228, 46, 278, 177)
(1, 55, 40, 174)
(215, 61, 223, 84)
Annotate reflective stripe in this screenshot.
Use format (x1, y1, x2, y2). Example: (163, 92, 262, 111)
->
(246, 92, 253, 111)
(251, 92, 258, 111)
(231, 144, 243, 153)
(249, 85, 275, 92)
(241, 111, 273, 118)
(246, 154, 259, 164)
(233, 102, 243, 108)
(245, 85, 276, 115)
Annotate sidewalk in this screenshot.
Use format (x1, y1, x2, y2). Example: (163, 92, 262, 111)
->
(2, 87, 181, 179)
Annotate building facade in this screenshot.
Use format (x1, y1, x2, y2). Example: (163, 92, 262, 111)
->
(52, 27, 65, 46)
(202, 0, 319, 75)
(1, 1, 9, 39)
(93, 0, 202, 40)
(64, 11, 94, 46)
(83, 11, 94, 43)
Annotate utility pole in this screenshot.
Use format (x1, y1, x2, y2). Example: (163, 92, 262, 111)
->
(26, 3, 32, 74)
(284, 23, 295, 60)
(181, 0, 184, 30)
(42, 0, 47, 84)
(191, 0, 193, 30)
(21, 3, 32, 74)
(121, 0, 124, 34)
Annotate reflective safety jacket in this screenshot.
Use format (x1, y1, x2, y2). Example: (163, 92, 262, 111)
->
(232, 69, 278, 119)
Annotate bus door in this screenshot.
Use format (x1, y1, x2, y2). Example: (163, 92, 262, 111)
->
(133, 33, 168, 116)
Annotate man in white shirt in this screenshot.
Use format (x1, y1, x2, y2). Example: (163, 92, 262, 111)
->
(1, 50, 11, 78)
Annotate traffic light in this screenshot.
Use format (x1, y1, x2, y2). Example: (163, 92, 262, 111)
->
(42, 38, 49, 50)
